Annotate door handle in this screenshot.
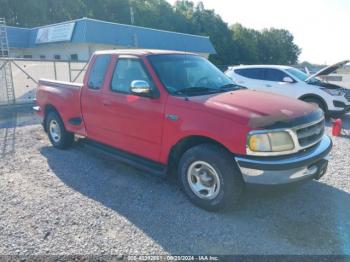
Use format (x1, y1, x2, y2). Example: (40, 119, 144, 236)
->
(103, 101, 112, 106)
(265, 84, 272, 87)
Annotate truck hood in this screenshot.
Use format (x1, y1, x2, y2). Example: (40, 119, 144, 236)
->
(189, 89, 320, 129)
(305, 60, 349, 82)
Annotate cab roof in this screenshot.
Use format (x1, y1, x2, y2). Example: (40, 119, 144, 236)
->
(229, 64, 293, 70)
(94, 49, 197, 56)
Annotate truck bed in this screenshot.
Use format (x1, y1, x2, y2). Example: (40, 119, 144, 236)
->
(36, 79, 85, 135)
(39, 79, 83, 90)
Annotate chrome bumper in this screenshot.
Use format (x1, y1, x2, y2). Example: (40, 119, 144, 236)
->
(235, 135, 332, 185)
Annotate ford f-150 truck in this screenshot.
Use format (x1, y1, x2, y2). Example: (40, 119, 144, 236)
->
(34, 49, 332, 211)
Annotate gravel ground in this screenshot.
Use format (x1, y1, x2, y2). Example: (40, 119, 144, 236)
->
(0, 111, 349, 255)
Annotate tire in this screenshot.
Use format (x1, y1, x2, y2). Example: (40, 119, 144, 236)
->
(301, 97, 327, 115)
(178, 143, 244, 211)
(45, 111, 74, 149)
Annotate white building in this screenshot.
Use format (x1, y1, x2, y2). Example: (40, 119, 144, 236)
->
(6, 18, 216, 61)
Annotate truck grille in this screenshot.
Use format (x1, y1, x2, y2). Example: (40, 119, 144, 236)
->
(296, 119, 325, 147)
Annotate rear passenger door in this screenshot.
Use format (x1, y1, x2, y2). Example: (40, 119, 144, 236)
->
(81, 54, 112, 139)
(262, 68, 294, 96)
(233, 68, 266, 91)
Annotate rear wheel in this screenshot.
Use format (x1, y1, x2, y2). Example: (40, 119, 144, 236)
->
(178, 143, 244, 211)
(46, 111, 74, 149)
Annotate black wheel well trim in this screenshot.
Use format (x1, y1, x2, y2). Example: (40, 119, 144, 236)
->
(167, 135, 232, 177)
(299, 94, 328, 112)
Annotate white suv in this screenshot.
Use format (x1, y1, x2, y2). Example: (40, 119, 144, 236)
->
(225, 61, 350, 116)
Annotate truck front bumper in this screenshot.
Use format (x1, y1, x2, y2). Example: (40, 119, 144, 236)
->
(235, 135, 332, 185)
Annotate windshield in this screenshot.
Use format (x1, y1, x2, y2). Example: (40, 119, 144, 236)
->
(148, 54, 239, 96)
(286, 67, 322, 84)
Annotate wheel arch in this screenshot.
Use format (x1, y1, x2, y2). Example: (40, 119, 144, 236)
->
(167, 135, 231, 177)
(43, 104, 63, 132)
(299, 94, 328, 113)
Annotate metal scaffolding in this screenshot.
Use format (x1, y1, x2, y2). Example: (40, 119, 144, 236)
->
(0, 18, 15, 104)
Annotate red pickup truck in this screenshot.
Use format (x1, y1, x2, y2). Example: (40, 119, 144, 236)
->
(34, 49, 332, 211)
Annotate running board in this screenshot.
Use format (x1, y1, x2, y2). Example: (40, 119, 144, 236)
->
(80, 139, 167, 176)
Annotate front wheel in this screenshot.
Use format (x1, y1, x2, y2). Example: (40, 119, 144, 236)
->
(46, 111, 74, 149)
(178, 143, 244, 211)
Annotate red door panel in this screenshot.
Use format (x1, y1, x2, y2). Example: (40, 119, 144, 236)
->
(100, 92, 165, 161)
(97, 56, 166, 162)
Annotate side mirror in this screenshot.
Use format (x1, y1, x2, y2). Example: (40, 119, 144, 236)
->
(283, 76, 294, 83)
(130, 80, 153, 97)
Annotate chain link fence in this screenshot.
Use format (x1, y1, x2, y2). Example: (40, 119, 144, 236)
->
(1, 60, 349, 106)
(0, 59, 88, 105)
(0, 61, 7, 104)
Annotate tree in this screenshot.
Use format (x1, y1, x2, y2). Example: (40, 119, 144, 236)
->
(0, 0, 301, 65)
(0, 0, 87, 26)
(173, 1, 237, 65)
(46, 0, 87, 24)
(231, 24, 301, 65)
(257, 28, 301, 65)
(230, 23, 259, 64)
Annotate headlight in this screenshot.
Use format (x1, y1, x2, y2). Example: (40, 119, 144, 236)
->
(321, 88, 344, 96)
(248, 131, 295, 153)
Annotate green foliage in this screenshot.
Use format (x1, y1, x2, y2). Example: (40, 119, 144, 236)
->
(0, 0, 301, 65)
(258, 28, 301, 65)
(0, 0, 87, 27)
(231, 24, 301, 65)
(231, 23, 260, 64)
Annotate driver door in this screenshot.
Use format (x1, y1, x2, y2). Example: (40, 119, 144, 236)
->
(100, 56, 165, 162)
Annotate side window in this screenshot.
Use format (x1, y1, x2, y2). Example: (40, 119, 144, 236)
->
(111, 58, 155, 93)
(234, 68, 264, 80)
(88, 55, 111, 90)
(264, 69, 288, 82)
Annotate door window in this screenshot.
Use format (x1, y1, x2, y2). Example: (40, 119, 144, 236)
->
(264, 68, 289, 82)
(111, 58, 155, 93)
(88, 55, 111, 90)
(234, 68, 264, 80)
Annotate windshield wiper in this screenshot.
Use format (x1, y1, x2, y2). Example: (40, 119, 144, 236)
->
(219, 83, 241, 90)
(173, 84, 240, 96)
(173, 86, 218, 95)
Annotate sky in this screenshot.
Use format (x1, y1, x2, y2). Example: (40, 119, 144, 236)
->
(167, 0, 350, 65)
